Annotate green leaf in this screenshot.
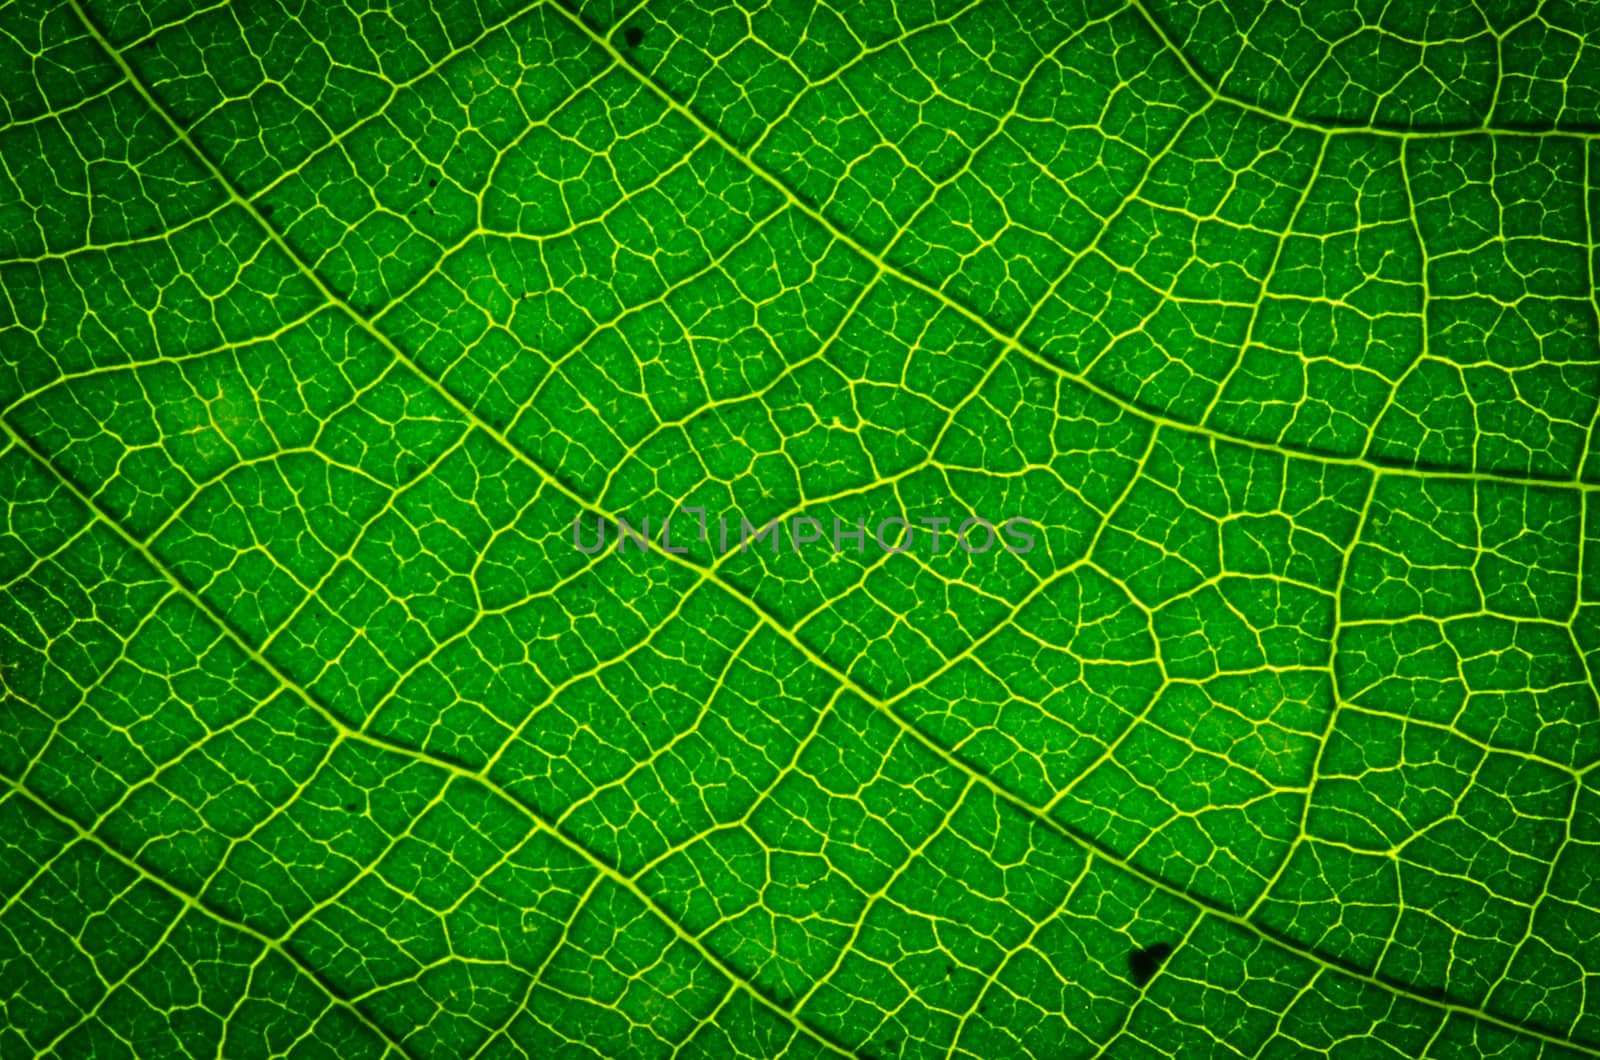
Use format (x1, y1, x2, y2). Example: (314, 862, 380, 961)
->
(2, 0, 1598, 1057)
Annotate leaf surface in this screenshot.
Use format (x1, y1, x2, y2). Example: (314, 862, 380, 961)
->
(2, 0, 1598, 1057)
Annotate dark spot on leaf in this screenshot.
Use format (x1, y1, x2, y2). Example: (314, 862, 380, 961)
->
(429, 178, 437, 187)
(345, 802, 360, 812)
(259, 204, 273, 216)
(1128, 941, 1173, 986)
(623, 26, 644, 48)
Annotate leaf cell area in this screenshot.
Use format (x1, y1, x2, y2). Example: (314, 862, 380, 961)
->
(1, 0, 1598, 1058)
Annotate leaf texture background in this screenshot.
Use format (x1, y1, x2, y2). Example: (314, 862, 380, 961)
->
(1, 0, 1599, 1057)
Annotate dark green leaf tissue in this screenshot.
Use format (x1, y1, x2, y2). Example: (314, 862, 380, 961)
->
(2, 0, 1598, 1057)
